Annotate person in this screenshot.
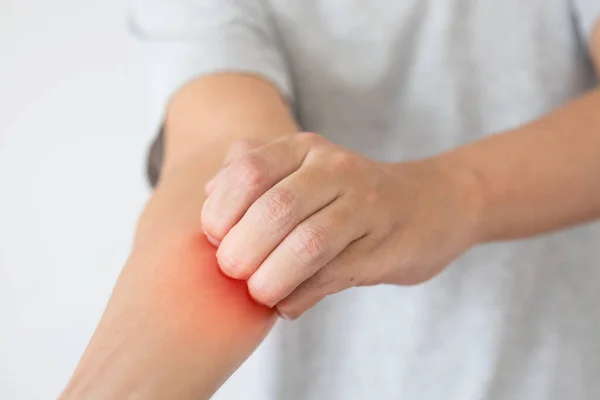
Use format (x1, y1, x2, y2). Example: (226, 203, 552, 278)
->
(61, 1, 600, 399)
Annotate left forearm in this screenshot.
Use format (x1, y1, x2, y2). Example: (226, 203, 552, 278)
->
(436, 88, 600, 242)
(61, 236, 275, 400)
(61, 153, 278, 400)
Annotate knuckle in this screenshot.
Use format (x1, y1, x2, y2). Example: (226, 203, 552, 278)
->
(329, 151, 359, 172)
(365, 190, 382, 206)
(229, 139, 259, 157)
(261, 188, 296, 226)
(292, 225, 330, 265)
(233, 154, 266, 187)
(298, 132, 323, 145)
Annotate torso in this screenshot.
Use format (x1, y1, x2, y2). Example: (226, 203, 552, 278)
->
(219, 1, 600, 399)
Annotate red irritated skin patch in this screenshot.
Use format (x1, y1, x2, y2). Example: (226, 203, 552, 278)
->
(115, 232, 277, 369)
(67, 233, 277, 399)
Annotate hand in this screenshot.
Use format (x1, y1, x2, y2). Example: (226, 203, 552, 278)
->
(204, 138, 267, 198)
(201, 133, 484, 319)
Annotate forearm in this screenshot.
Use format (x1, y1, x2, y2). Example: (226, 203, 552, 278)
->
(62, 152, 277, 399)
(62, 75, 298, 399)
(437, 88, 600, 242)
(62, 233, 275, 399)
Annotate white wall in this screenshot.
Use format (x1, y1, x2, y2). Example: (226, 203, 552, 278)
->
(0, 1, 150, 398)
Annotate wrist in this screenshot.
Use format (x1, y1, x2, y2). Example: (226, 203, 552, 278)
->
(59, 347, 171, 400)
(59, 293, 193, 400)
(428, 153, 489, 245)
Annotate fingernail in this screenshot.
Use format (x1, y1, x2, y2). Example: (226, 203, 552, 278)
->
(276, 307, 290, 320)
(204, 232, 221, 247)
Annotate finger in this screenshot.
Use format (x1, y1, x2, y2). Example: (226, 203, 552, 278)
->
(223, 139, 266, 166)
(204, 168, 224, 195)
(216, 164, 341, 279)
(276, 285, 327, 321)
(205, 139, 266, 196)
(246, 197, 366, 307)
(275, 238, 371, 319)
(201, 135, 312, 242)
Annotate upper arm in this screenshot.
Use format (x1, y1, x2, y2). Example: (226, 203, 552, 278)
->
(146, 74, 299, 186)
(129, 0, 298, 180)
(129, 0, 294, 119)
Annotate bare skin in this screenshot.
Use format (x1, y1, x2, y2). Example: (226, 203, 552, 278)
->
(60, 74, 298, 399)
(61, 24, 600, 400)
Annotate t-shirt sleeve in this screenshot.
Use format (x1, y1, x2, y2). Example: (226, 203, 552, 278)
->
(128, 0, 293, 187)
(572, 0, 600, 43)
(128, 0, 293, 123)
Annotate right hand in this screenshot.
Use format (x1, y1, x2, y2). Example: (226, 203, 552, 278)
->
(205, 139, 267, 196)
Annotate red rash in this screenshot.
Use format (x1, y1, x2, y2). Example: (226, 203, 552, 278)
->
(64, 233, 276, 400)
(126, 232, 277, 348)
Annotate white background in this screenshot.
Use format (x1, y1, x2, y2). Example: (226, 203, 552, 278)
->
(0, 1, 271, 398)
(0, 0, 151, 398)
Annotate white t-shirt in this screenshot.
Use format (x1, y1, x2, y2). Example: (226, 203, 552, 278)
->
(130, 1, 600, 398)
